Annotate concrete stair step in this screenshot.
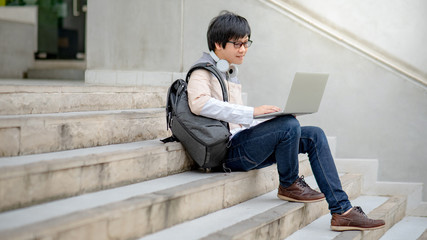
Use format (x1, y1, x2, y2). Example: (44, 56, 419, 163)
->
(139, 173, 362, 240)
(407, 202, 427, 217)
(26, 68, 85, 80)
(286, 195, 407, 240)
(0, 165, 282, 240)
(0, 141, 309, 213)
(0, 139, 193, 212)
(0, 108, 169, 157)
(0, 79, 167, 115)
(379, 216, 427, 240)
(418, 230, 427, 240)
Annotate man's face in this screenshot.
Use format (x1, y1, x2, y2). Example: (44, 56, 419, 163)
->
(215, 35, 250, 65)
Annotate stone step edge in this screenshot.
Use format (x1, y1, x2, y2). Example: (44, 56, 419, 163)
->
(0, 140, 193, 212)
(0, 83, 167, 93)
(0, 108, 165, 120)
(0, 142, 308, 179)
(418, 229, 427, 240)
(380, 216, 427, 240)
(0, 166, 280, 240)
(0, 144, 308, 213)
(0, 139, 182, 179)
(332, 195, 407, 240)
(201, 173, 363, 240)
(0, 108, 168, 157)
(285, 195, 389, 240)
(0, 83, 168, 115)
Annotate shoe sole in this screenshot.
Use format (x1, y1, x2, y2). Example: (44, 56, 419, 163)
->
(277, 194, 326, 203)
(330, 224, 385, 231)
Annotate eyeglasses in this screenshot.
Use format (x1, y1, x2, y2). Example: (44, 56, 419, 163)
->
(227, 40, 253, 49)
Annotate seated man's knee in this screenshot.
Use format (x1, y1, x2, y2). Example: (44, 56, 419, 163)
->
(277, 115, 300, 127)
(304, 126, 327, 141)
(276, 116, 301, 137)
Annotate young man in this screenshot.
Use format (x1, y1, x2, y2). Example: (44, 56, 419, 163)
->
(187, 11, 385, 231)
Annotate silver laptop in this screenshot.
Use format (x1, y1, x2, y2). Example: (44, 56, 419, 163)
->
(254, 72, 329, 119)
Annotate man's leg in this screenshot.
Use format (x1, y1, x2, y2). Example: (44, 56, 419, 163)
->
(225, 116, 300, 186)
(299, 126, 385, 231)
(225, 116, 324, 202)
(299, 126, 352, 213)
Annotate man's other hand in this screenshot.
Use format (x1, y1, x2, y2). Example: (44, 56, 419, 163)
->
(253, 105, 281, 116)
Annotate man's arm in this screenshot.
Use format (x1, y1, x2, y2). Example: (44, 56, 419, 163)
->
(187, 69, 254, 125)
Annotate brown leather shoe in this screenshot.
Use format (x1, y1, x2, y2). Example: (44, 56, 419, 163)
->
(277, 176, 325, 203)
(331, 206, 385, 231)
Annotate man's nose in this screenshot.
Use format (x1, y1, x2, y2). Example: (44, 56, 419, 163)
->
(238, 44, 246, 52)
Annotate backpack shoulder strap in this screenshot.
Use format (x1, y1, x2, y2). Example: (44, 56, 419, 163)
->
(185, 62, 228, 102)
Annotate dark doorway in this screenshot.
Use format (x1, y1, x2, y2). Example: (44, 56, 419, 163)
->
(7, 0, 87, 60)
(38, 0, 86, 60)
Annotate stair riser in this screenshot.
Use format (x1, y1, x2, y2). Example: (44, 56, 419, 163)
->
(0, 143, 192, 212)
(26, 69, 85, 80)
(0, 153, 309, 214)
(0, 111, 168, 157)
(202, 174, 363, 240)
(0, 86, 167, 115)
(231, 202, 329, 240)
(0, 166, 282, 240)
(418, 230, 427, 239)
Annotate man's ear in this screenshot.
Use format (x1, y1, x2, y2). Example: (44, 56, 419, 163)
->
(214, 42, 223, 50)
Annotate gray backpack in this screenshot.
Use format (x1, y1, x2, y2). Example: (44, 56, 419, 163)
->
(163, 62, 231, 169)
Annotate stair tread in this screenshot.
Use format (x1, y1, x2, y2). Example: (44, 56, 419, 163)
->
(0, 165, 281, 239)
(0, 171, 217, 231)
(1, 139, 166, 165)
(0, 79, 86, 87)
(0, 108, 168, 157)
(379, 216, 427, 240)
(0, 139, 175, 175)
(0, 108, 164, 119)
(139, 174, 358, 240)
(0, 79, 166, 91)
(0, 80, 167, 115)
(0, 139, 193, 213)
(0, 144, 308, 213)
(286, 195, 389, 240)
(143, 192, 402, 240)
(139, 187, 297, 240)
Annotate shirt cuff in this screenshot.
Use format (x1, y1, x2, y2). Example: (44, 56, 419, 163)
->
(200, 98, 254, 125)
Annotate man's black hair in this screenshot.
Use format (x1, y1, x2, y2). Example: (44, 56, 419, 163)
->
(207, 11, 251, 51)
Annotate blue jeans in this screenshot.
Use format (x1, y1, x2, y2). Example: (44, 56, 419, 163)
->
(224, 115, 352, 214)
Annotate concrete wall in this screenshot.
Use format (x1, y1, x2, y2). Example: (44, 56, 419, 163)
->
(280, 0, 427, 83)
(85, 0, 427, 200)
(0, 6, 37, 78)
(0, 6, 38, 52)
(0, 20, 35, 78)
(85, 0, 183, 86)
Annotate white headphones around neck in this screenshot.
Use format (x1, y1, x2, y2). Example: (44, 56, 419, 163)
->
(209, 51, 238, 78)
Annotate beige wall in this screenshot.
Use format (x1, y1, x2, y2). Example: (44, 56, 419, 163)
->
(85, 0, 427, 200)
